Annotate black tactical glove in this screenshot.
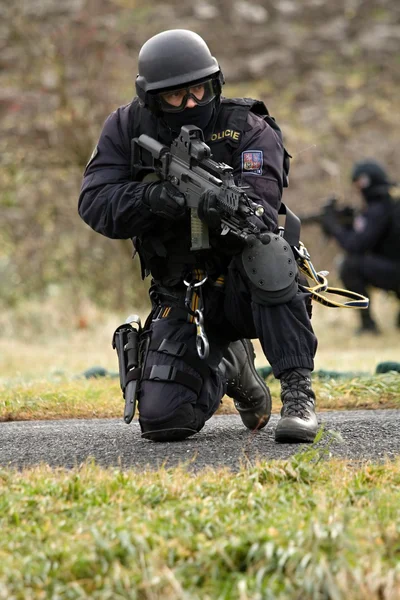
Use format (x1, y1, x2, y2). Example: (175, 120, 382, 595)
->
(144, 181, 186, 220)
(198, 190, 221, 229)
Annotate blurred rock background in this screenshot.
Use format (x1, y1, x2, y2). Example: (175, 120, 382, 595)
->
(1, 0, 399, 336)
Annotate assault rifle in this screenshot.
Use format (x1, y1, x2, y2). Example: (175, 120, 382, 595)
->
(132, 125, 265, 251)
(299, 197, 355, 230)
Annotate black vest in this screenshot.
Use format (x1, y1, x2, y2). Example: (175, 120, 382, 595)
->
(129, 97, 289, 183)
(128, 97, 288, 285)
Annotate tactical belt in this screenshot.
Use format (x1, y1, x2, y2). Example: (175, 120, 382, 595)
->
(152, 304, 190, 321)
(152, 270, 225, 324)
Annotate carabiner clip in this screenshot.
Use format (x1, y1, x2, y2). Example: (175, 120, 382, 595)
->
(194, 309, 209, 360)
(183, 275, 208, 289)
(183, 275, 208, 315)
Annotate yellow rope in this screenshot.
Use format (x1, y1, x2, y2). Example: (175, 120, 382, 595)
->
(295, 242, 369, 309)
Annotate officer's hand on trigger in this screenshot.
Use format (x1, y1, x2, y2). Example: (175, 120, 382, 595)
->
(198, 190, 221, 229)
(144, 181, 187, 220)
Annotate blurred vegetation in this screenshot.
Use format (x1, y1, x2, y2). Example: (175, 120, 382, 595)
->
(1, 455, 400, 598)
(1, 0, 399, 327)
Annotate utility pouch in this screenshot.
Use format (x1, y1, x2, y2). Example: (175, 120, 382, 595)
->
(112, 314, 142, 424)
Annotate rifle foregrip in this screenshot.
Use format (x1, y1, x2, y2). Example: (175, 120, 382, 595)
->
(190, 209, 210, 251)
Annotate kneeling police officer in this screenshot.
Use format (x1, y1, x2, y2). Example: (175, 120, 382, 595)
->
(321, 160, 400, 334)
(78, 29, 319, 443)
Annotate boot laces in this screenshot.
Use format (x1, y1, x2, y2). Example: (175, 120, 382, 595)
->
(281, 370, 315, 418)
(227, 379, 255, 405)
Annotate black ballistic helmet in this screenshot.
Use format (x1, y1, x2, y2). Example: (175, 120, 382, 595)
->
(136, 29, 224, 115)
(351, 160, 390, 189)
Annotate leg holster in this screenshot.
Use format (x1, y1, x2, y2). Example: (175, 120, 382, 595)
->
(137, 319, 213, 442)
(112, 315, 142, 424)
(142, 337, 209, 395)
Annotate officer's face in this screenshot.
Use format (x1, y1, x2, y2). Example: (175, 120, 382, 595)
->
(353, 174, 370, 192)
(160, 84, 205, 109)
(157, 78, 216, 113)
(352, 178, 369, 208)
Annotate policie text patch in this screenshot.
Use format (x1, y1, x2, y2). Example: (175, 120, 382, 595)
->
(241, 150, 263, 175)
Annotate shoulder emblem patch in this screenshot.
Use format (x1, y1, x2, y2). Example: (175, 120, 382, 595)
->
(241, 150, 263, 175)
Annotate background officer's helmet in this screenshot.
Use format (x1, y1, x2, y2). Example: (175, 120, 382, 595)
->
(135, 29, 224, 115)
(351, 159, 390, 190)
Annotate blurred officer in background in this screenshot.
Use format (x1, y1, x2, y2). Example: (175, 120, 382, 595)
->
(322, 160, 400, 334)
(78, 29, 318, 443)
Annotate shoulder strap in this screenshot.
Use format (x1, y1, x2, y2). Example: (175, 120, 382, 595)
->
(247, 99, 291, 188)
(128, 98, 158, 141)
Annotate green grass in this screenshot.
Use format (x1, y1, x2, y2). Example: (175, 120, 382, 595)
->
(0, 372, 399, 422)
(0, 378, 121, 422)
(0, 292, 399, 421)
(1, 440, 400, 599)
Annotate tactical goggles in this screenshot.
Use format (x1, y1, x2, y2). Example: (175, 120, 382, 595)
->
(156, 78, 216, 113)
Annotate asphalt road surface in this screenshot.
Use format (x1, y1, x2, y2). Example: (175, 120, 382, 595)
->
(1, 410, 399, 470)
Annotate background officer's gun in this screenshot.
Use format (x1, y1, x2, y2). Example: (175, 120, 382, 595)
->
(132, 125, 265, 251)
(299, 197, 355, 232)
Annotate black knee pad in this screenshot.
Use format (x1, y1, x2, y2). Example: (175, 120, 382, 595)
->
(241, 235, 298, 305)
(140, 404, 206, 442)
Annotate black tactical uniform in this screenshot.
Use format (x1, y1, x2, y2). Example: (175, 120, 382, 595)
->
(322, 160, 400, 334)
(78, 29, 318, 442)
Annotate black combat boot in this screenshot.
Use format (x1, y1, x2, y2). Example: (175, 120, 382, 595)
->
(221, 339, 272, 430)
(275, 368, 318, 443)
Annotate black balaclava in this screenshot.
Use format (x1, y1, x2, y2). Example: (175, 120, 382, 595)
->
(351, 160, 391, 203)
(160, 99, 218, 143)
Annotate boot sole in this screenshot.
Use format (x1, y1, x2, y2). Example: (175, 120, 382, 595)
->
(241, 339, 272, 417)
(275, 425, 317, 444)
(141, 427, 198, 442)
(237, 406, 271, 430)
(236, 339, 272, 430)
